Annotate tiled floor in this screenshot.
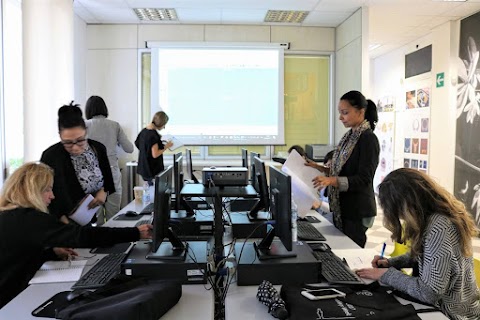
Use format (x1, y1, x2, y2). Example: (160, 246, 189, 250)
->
(366, 210, 480, 260)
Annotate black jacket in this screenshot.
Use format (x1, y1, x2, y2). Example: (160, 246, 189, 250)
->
(338, 129, 380, 220)
(0, 207, 139, 308)
(40, 139, 115, 219)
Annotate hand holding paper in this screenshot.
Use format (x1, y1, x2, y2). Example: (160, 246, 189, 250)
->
(282, 150, 321, 217)
(69, 195, 98, 226)
(161, 134, 184, 151)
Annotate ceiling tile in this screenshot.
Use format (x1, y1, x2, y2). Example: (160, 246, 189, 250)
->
(176, 8, 222, 23)
(221, 10, 267, 24)
(303, 11, 351, 27)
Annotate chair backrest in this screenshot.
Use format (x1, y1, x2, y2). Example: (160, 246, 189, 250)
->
(474, 257, 480, 288)
(389, 241, 409, 258)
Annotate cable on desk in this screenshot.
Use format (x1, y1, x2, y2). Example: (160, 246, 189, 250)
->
(221, 221, 270, 302)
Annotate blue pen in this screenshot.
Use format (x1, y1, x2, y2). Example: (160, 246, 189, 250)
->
(380, 242, 386, 259)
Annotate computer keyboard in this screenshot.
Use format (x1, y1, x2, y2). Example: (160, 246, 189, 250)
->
(312, 250, 364, 285)
(71, 253, 127, 290)
(297, 221, 326, 241)
(134, 216, 153, 227)
(139, 202, 154, 215)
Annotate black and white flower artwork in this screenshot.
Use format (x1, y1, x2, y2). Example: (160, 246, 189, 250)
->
(455, 11, 480, 227)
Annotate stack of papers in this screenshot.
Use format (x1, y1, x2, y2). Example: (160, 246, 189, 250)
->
(282, 150, 322, 217)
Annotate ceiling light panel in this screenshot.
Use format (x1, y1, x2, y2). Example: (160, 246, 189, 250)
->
(133, 8, 178, 21)
(264, 10, 309, 23)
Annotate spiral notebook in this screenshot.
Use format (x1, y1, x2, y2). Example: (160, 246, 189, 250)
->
(29, 260, 88, 284)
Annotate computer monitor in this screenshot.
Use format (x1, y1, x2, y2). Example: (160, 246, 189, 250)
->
(173, 153, 195, 217)
(249, 151, 260, 184)
(248, 156, 270, 221)
(254, 166, 296, 260)
(185, 148, 199, 183)
(146, 166, 188, 260)
(241, 148, 248, 168)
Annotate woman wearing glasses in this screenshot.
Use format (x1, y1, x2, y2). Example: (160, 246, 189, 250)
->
(40, 102, 114, 223)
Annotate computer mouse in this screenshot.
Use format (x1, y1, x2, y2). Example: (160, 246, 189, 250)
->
(124, 211, 138, 217)
(309, 242, 331, 252)
(66, 289, 88, 301)
(210, 166, 216, 169)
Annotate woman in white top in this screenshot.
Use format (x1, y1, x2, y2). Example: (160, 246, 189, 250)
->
(85, 95, 134, 222)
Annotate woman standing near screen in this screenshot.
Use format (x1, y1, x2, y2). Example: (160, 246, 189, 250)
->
(312, 90, 379, 248)
(135, 111, 173, 184)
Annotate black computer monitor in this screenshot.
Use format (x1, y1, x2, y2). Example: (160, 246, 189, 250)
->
(241, 148, 248, 168)
(185, 148, 199, 183)
(248, 156, 270, 221)
(147, 166, 188, 260)
(254, 166, 296, 260)
(249, 151, 260, 184)
(173, 153, 195, 217)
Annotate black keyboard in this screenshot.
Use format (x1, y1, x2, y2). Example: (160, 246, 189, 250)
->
(71, 253, 127, 289)
(312, 250, 364, 285)
(297, 221, 326, 241)
(135, 216, 153, 227)
(139, 202, 154, 215)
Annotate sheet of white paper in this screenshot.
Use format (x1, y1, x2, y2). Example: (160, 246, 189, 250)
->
(162, 134, 184, 151)
(332, 248, 379, 284)
(29, 260, 87, 284)
(69, 194, 97, 226)
(282, 150, 322, 217)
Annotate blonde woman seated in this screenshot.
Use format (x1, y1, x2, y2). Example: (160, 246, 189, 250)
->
(356, 168, 480, 320)
(0, 162, 152, 308)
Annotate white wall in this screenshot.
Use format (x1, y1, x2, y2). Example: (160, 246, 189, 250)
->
(371, 20, 460, 192)
(334, 9, 369, 144)
(73, 15, 87, 104)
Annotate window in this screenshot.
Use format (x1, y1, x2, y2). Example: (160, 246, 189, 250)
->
(139, 51, 331, 160)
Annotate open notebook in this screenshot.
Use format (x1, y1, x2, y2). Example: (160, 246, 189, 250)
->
(331, 248, 379, 285)
(29, 260, 88, 284)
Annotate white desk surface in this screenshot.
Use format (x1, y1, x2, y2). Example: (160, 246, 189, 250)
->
(224, 212, 447, 320)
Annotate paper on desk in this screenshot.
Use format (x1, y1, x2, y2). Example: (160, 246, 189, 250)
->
(332, 248, 378, 284)
(69, 194, 97, 226)
(161, 134, 184, 151)
(29, 260, 87, 284)
(282, 150, 322, 217)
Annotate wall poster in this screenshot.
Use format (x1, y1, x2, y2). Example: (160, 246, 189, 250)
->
(455, 11, 480, 226)
(402, 86, 430, 174)
(374, 96, 395, 193)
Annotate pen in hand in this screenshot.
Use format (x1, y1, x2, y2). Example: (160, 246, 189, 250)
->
(377, 242, 387, 267)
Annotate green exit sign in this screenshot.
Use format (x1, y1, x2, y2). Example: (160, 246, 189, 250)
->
(436, 72, 444, 88)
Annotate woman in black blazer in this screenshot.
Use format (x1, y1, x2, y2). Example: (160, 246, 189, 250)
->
(312, 91, 379, 247)
(40, 102, 115, 223)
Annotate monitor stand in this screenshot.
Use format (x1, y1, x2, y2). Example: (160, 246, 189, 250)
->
(146, 227, 189, 260)
(247, 199, 269, 221)
(253, 228, 296, 260)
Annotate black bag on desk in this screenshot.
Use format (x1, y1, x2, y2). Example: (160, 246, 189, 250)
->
(55, 276, 182, 320)
(280, 283, 422, 320)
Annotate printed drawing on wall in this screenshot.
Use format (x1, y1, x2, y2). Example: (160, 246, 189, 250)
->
(455, 11, 480, 227)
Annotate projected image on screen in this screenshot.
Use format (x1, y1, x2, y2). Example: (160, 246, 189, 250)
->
(152, 46, 285, 145)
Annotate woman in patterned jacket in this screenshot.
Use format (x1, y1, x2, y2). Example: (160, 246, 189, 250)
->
(356, 168, 480, 320)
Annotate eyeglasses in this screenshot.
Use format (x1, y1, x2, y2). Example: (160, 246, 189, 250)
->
(61, 137, 87, 147)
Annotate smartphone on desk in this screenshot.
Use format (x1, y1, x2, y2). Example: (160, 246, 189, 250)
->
(301, 288, 345, 300)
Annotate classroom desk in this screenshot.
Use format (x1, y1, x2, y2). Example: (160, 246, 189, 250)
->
(224, 212, 448, 320)
(0, 198, 214, 320)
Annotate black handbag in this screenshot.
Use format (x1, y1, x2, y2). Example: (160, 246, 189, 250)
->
(32, 276, 182, 320)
